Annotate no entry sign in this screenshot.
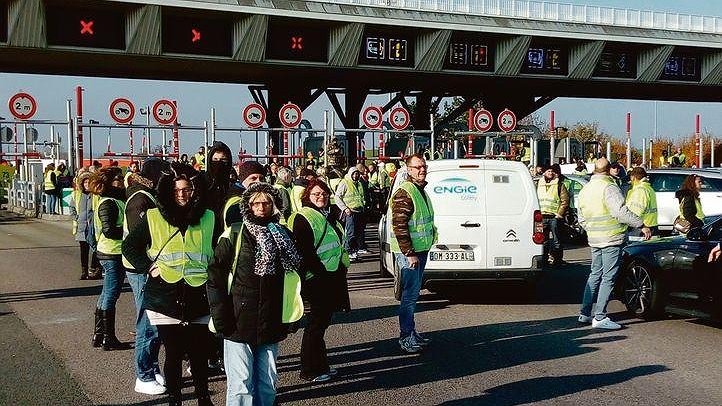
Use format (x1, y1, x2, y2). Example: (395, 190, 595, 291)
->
(152, 99, 177, 125)
(109, 98, 135, 124)
(473, 109, 493, 132)
(498, 109, 517, 133)
(362, 106, 383, 129)
(243, 103, 266, 129)
(389, 107, 410, 131)
(8, 92, 37, 120)
(279, 103, 302, 128)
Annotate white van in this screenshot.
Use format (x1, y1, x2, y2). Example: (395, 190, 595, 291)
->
(378, 159, 545, 286)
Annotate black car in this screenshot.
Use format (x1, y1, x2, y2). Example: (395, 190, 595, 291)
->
(618, 216, 722, 321)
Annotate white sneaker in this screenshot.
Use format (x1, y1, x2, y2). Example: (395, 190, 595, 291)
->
(348, 253, 358, 261)
(155, 373, 165, 386)
(135, 378, 166, 395)
(311, 373, 332, 382)
(591, 317, 622, 330)
(399, 336, 422, 353)
(357, 249, 370, 254)
(577, 314, 593, 324)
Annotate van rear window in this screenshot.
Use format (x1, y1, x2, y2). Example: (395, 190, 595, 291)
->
(486, 171, 527, 216)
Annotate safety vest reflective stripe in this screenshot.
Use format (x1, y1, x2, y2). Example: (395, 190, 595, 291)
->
(94, 197, 125, 255)
(626, 181, 658, 227)
(389, 181, 435, 253)
(288, 207, 348, 279)
(146, 208, 214, 287)
(578, 176, 627, 238)
(537, 178, 561, 215)
(341, 178, 365, 209)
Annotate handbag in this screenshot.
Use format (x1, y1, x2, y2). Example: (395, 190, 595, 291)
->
(673, 215, 691, 235)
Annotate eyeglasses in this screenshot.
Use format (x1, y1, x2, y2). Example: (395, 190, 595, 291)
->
(408, 165, 428, 170)
(251, 201, 273, 207)
(310, 192, 329, 198)
(174, 188, 194, 195)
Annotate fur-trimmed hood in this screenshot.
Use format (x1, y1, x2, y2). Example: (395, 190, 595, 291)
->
(155, 162, 208, 228)
(240, 182, 284, 225)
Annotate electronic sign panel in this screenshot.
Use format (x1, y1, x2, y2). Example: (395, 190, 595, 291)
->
(660, 54, 700, 82)
(444, 33, 494, 72)
(46, 4, 125, 49)
(162, 12, 233, 57)
(1, 1, 7, 43)
(594, 51, 636, 78)
(359, 28, 414, 68)
(266, 18, 329, 63)
(521, 46, 567, 75)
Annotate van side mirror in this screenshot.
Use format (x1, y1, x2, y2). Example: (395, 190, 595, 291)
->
(687, 227, 706, 242)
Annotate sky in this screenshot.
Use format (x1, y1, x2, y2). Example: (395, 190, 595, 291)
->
(1, 0, 722, 158)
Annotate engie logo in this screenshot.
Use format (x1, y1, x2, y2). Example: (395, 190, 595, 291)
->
(432, 178, 478, 200)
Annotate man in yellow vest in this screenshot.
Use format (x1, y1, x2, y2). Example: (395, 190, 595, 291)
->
(193, 146, 206, 171)
(389, 154, 436, 353)
(577, 158, 651, 330)
(626, 167, 658, 238)
(335, 166, 367, 261)
(536, 165, 570, 266)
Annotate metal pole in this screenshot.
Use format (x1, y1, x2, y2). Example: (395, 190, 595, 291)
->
(145, 105, 151, 154)
(649, 140, 653, 168)
(203, 120, 209, 163)
(549, 134, 555, 165)
(430, 113, 435, 160)
(66, 99, 74, 173)
(22, 123, 28, 182)
(712, 138, 716, 167)
(323, 110, 329, 166)
(626, 112, 631, 167)
(642, 138, 646, 168)
(606, 142, 612, 161)
(532, 139, 538, 166)
(565, 137, 570, 163)
(162, 128, 167, 156)
(50, 125, 57, 167)
(76, 86, 84, 168)
(210, 107, 217, 145)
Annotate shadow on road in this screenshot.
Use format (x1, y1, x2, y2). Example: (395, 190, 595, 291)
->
(276, 314, 650, 403)
(0, 284, 132, 304)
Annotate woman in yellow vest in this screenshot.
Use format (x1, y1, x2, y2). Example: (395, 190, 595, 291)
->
(290, 178, 350, 382)
(70, 171, 95, 280)
(122, 162, 215, 406)
(43, 162, 59, 214)
(206, 182, 302, 406)
(88, 167, 129, 351)
(675, 174, 705, 231)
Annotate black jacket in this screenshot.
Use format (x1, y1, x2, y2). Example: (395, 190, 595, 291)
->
(123, 184, 157, 273)
(292, 204, 350, 313)
(676, 189, 704, 229)
(96, 187, 126, 260)
(205, 142, 234, 241)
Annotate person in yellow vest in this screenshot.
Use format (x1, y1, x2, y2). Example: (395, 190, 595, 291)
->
(537, 165, 570, 266)
(206, 182, 302, 406)
(675, 174, 705, 231)
(390, 154, 436, 353)
(659, 150, 669, 168)
(88, 166, 130, 350)
(122, 162, 215, 406)
(626, 167, 658, 238)
(291, 168, 316, 213)
(70, 171, 95, 280)
(43, 162, 60, 214)
(273, 166, 294, 223)
(335, 167, 367, 261)
(124, 161, 140, 188)
(223, 160, 267, 229)
(289, 178, 350, 383)
(577, 158, 650, 330)
(122, 158, 169, 395)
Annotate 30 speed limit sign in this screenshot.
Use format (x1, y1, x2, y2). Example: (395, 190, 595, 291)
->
(498, 109, 517, 133)
(389, 107, 410, 131)
(152, 99, 177, 125)
(8, 92, 37, 120)
(279, 103, 302, 128)
(473, 109, 493, 132)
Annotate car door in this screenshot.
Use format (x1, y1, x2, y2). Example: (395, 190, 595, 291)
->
(648, 173, 686, 230)
(671, 226, 719, 308)
(699, 176, 722, 218)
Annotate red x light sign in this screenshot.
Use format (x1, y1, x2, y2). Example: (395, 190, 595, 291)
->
(291, 36, 303, 50)
(191, 29, 201, 43)
(80, 20, 94, 35)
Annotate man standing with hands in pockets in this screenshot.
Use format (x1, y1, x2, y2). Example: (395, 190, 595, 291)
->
(389, 154, 436, 353)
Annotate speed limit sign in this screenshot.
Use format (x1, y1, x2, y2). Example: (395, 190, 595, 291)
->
(279, 103, 302, 128)
(152, 99, 177, 125)
(389, 107, 410, 131)
(498, 109, 517, 133)
(8, 92, 37, 120)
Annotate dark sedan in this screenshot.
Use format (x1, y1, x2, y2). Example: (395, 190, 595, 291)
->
(618, 216, 722, 321)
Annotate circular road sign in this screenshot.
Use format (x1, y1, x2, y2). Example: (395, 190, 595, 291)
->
(279, 103, 302, 128)
(362, 106, 383, 129)
(473, 109, 494, 133)
(498, 109, 517, 133)
(152, 99, 177, 125)
(8, 92, 37, 120)
(109, 98, 135, 124)
(243, 103, 266, 129)
(389, 107, 410, 131)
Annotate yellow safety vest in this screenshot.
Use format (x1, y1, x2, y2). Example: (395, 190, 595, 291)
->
(578, 176, 628, 239)
(72, 189, 81, 235)
(340, 178, 365, 210)
(222, 195, 243, 230)
(537, 178, 561, 215)
(122, 190, 157, 269)
(288, 207, 349, 280)
(626, 181, 658, 227)
(328, 178, 342, 204)
(521, 147, 531, 162)
(389, 181, 436, 253)
(291, 185, 305, 212)
(679, 196, 705, 222)
(94, 197, 125, 255)
(146, 208, 214, 287)
(44, 171, 55, 191)
(369, 171, 379, 187)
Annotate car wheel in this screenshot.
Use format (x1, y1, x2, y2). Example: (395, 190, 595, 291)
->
(621, 261, 665, 320)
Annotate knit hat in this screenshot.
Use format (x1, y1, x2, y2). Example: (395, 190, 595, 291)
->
(238, 161, 266, 183)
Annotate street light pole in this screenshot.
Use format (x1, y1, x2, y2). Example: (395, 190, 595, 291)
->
(88, 119, 99, 163)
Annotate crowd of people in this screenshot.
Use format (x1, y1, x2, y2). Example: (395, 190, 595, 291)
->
(66, 142, 430, 405)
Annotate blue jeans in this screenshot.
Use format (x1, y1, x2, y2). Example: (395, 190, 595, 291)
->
(542, 217, 561, 256)
(344, 211, 366, 253)
(224, 340, 279, 406)
(395, 252, 428, 338)
(96, 259, 126, 311)
(45, 192, 57, 214)
(127, 272, 160, 382)
(580, 245, 623, 320)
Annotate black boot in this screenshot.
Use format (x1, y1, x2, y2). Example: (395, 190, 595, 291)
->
(197, 395, 214, 406)
(167, 394, 182, 406)
(92, 308, 103, 348)
(102, 309, 130, 350)
(80, 267, 89, 280)
(88, 267, 102, 280)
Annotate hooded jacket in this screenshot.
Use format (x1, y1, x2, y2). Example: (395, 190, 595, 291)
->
(206, 183, 290, 345)
(122, 162, 213, 322)
(96, 186, 126, 260)
(334, 167, 364, 212)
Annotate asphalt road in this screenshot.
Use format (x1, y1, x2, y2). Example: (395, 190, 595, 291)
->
(1, 209, 721, 405)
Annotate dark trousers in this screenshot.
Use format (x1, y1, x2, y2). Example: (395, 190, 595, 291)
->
(300, 307, 333, 378)
(156, 324, 209, 398)
(79, 241, 101, 269)
(542, 217, 561, 260)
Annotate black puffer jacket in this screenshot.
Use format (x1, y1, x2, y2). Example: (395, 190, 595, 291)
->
(206, 183, 290, 345)
(205, 141, 234, 241)
(96, 187, 126, 260)
(122, 162, 213, 322)
(675, 189, 704, 229)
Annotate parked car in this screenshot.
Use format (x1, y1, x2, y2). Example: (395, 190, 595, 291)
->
(646, 169, 722, 232)
(617, 215, 722, 321)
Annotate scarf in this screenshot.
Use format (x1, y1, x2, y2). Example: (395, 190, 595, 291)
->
(245, 220, 301, 277)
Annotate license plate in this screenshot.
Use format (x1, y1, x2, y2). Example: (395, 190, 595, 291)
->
(429, 251, 474, 261)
